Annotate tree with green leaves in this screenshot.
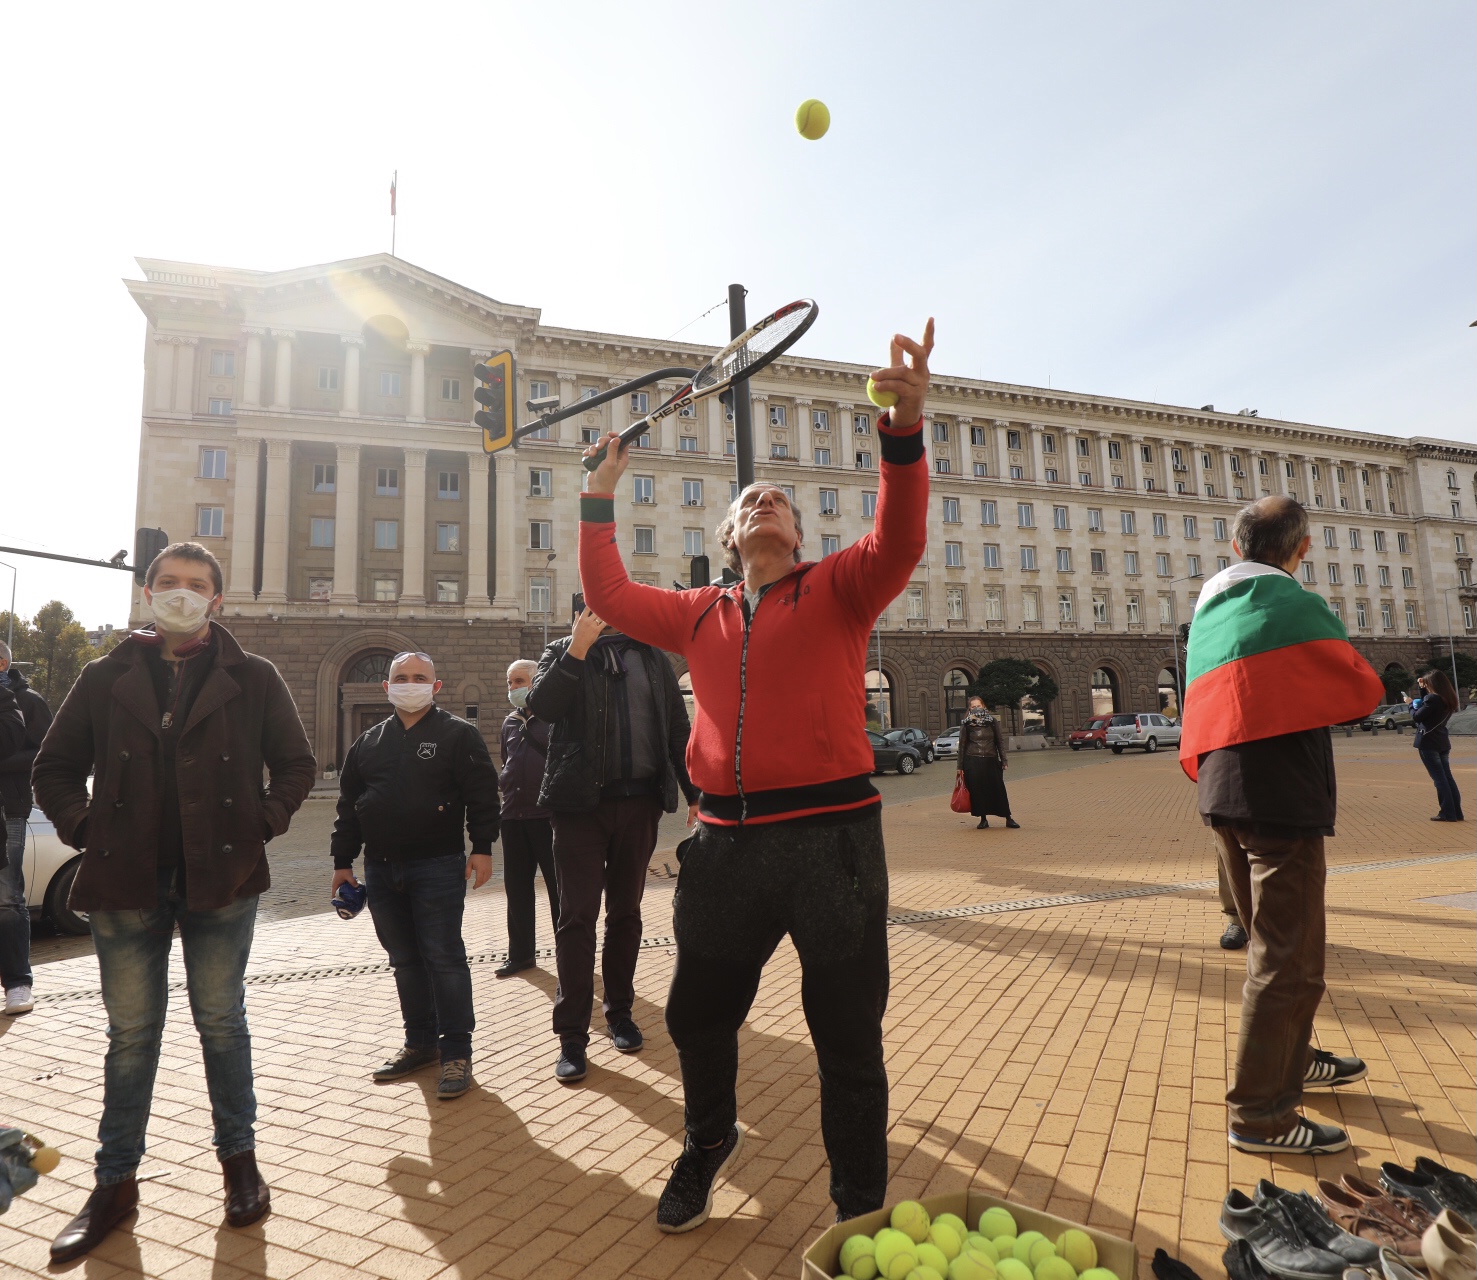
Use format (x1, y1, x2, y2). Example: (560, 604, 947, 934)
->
(0, 603, 117, 706)
(1379, 665, 1415, 702)
(969, 658, 1060, 735)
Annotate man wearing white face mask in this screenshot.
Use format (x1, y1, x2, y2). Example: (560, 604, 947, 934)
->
(330, 651, 501, 1100)
(33, 541, 316, 1261)
(495, 659, 558, 979)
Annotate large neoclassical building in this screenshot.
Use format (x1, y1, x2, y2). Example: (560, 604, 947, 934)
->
(125, 253, 1477, 769)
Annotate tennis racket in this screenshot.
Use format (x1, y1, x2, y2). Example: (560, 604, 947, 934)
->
(582, 298, 818, 472)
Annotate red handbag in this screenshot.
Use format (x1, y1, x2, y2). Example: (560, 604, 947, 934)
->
(950, 772, 971, 813)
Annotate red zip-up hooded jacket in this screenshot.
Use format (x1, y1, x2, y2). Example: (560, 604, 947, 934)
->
(577, 412, 928, 825)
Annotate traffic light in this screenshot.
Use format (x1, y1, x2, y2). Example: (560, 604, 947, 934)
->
(133, 528, 169, 586)
(689, 555, 710, 589)
(473, 350, 516, 454)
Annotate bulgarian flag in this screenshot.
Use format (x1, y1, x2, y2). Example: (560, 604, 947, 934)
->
(1179, 561, 1383, 780)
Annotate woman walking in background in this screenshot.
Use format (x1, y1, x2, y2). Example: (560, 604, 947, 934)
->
(1405, 669, 1464, 822)
(958, 697, 1019, 829)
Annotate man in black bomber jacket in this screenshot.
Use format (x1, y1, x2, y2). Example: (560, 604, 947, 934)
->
(330, 651, 500, 1100)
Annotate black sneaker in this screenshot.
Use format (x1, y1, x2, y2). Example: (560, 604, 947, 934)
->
(1230, 1117, 1350, 1155)
(1413, 1158, 1477, 1214)
(1224, 1239, 1276, 1280)
(1219, 1189, 1348, 1280)
(1220, 920, 1249, 950)
(555, 1040, 587, 1084)
(372, 1045, 439, 1081)
(1304, 1050, 1367, 1090)
(436, 1058, 471, 1099)
(1253, 1181, 1381, 1266)
(607, 1019, 644, 1053)
(1381, 1162, 1477, 1217)
(655, 1123, 746, 1234)
(494, 959, 535, 979)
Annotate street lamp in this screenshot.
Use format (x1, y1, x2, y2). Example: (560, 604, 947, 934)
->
(543, 551, 557, 651)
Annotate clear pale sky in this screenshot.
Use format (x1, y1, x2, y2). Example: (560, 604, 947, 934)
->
(4, 0, 1472, 628)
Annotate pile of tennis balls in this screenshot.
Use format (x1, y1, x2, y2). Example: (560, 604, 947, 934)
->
(834, 1202, 1124, 1280)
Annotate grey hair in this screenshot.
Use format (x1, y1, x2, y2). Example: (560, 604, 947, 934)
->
(0, 641, 9, 663)
(1232, 495, 1309, 566)
(507, 659, 538, 680)
(714, 483, 805, 575)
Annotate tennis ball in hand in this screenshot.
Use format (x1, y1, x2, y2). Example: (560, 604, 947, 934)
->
(866, 375, 898, 410)
(996, 1258, 1035, 1280)
(950, 1253, 997, 1280)
(1035, 1257, 1077, 1280)
(1012, 1232, 1047, 1263)
(891, 1201, 931, 1244)
(928, 1222, 963, 1261)
(841, 1234, 880, 1280)
(796, 99, 831, 140)
(916, 1243, 952, 1274)
(875, 1230, 918, 1280)
(1055, 1231, 1097, 1273)
(978, 1207, 1017, 1239)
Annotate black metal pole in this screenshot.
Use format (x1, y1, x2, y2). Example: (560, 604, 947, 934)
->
(729, 283, 755, 491)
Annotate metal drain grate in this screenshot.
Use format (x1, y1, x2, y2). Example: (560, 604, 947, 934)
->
(33, 851, 1470, 1006)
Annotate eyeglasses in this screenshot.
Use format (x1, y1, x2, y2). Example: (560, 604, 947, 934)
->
(392, 651, 433, 663)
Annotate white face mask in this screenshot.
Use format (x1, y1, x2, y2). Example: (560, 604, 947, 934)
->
(149, 588, 214, 635)
(386, 683, 435, 713)
(508, 687, 530, 709)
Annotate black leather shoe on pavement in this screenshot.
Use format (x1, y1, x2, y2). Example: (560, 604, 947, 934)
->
(608, 1019, 644, 1053)
(1220, 1189, 1348, 1280)
(1253, 1180, 1381, 1267)
(1413, 1159, 1477, 1213)
(1230, 1117, 1350, 1155)
(1005, 818, 1021, 828)
(50, 1178, 140, 1262)
(494, 958, 536, 979)
(1220, 920, 1249, 950)
(372, 1044, 439, 1080)
(656, 1123, 746, 1234)
(555, 1039, 588, 1083)
(1304, 1049, 1368, 1090)
(1381, 1162, 1477, 1217)
(222, 1151, 271, 1228)
(1224, 1239, 1275, 1280)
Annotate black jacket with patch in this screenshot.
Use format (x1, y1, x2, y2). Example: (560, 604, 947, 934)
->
(331, 705, 501, 868)
(0, 669, 51, 822)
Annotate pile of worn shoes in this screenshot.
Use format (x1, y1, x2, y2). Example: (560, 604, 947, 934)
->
(1220, 1162, 1477, 1280)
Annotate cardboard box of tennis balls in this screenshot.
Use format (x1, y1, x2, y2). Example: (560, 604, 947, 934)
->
(800, 1191, 1137, 1280)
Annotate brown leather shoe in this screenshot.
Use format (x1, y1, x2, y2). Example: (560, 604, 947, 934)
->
(49, 1177, 139, 1262)
(1317, 1179, 1425, 1260)
(222, 1150, 271, 1227)
(1342, 1174, 1437, 1236)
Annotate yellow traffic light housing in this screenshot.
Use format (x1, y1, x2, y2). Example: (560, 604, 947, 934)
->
(473, 350, 516, 453)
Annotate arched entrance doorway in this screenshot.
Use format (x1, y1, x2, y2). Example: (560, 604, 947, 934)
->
(1157, 666, 1181, 716)
(1091, 667, 1120, 717)
(340, 650, 395, 765)
(865, 669, 894, 731)
(942, 669, 972, 728)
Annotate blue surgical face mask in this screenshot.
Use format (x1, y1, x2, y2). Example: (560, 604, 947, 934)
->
(508, 686, 530, 709)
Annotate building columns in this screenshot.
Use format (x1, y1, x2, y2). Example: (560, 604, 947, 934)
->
(270, 331, 294, 411)
(557, 373, 579, 445)
(1128, 435, 1145, 492)
(1029, 425, 1046, 483)
(173, 337, 198, 413)
(407, 342, 429, 423)
(466, 451, 492, 611)
(259, 439, 292, 604)
(241, 329, 265, 409)
(401, 447, 428, 606)
(491, 450, 520, 617)
(340, 336, 363, 416)
(225, 436, 262, 602)
(330, 443, 362, 606)
(151, 336, 176, 412)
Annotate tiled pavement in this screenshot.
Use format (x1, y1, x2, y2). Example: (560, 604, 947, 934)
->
(1, 735, 1471, 1279)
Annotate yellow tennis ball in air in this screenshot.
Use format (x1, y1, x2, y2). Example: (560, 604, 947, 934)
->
(891, 1201, 932, 1244)
(866, 374, 898, 410)
(796, 98, 831, 140)
(1055, 1231, 1097, 1273)
(978, 1208, 1017, 1239)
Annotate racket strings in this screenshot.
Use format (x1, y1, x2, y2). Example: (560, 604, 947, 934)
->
(697, 302, 815, 392)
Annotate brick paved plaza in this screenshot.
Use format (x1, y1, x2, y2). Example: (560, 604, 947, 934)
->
(1, 735, 1471, 1279)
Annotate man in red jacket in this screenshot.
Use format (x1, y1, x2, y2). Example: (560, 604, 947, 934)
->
(578, 319, 934, 1232)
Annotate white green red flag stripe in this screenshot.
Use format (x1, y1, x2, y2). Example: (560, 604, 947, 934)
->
(1179, 561, 1384, 779)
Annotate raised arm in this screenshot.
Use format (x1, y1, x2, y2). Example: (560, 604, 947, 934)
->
(576, 488, 693, 654)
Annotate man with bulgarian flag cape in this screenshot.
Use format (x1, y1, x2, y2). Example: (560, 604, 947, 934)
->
(1182, 496, 1383, 1158)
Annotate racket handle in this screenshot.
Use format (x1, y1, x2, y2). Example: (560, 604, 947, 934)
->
(581, 445, 608, 473)
(581, 421, 646, 473)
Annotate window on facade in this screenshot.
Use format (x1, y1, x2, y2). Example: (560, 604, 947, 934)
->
(380, 371, 401, 396)
(982, 543, 1001, 569)
(932, 421, 949, 443)
(1187, 554, 1202, 578)
(527, 577, 550, 614)
(1155, 553, 1170, 576)
(1344, 528, 1360, 550)
(373, 577, 398, 602)
(768, 404, 787, 427)
(1143, 478, 1155, 492)
(770, 443, 790, 459)
(1328, 564, 1341, 584)
(814, 447, 831, 466)
(1210, 518, 1225, 541)
(1090, 549, 1106, 573)
(1017, 503, 1034, 528)
(1022, 590, 1040, 623)
(441, 378, 460, 401)
(983, 588, 1003, 621)
(1140, 444, 1153, 464)
(942, 497, 961, 523)
(1380, 602, 1394, 629)
(528, 521, 552, 550)
(438, 471, 460, 500)
(906, 588, 926, 620)
(198, 447, 227, 479)
(819, 488, 839, 515)
(821, 535, 840, 557)
(436, 523, 460, 553)
(971, 425, 986, 446)
(1466, 604, 1475, 630)
(1044, 468, 1059, 483)
(683, 529, 703, 557)
(1330, 599, 1344, 620)
(1152, 513, 1168, 537)
(317, 367, 340, 392)
(1058, 593, 1074, 623)
(1056, 548, 1072, 572)
(633, 475, 654, 503)
(376, 468, 399, 497)
(855, 451, 873, 469)
(981, 500, 998, 526)
(1125, 551, 1139, 575)
(1216, 556, 1229, 572)
(1401, 567, 1413, 587)
(1007, 429, 1022, 450)
(582, 426, 602, 445)
(195, 506, 224, 538)
(529, 469, 552, 498)
(1159, 594, 1175, 624)
(1406, 603, 1417, 630)
(435, 579, 459, 603)
(862, 491, 878, 518)
(1087, 508, 1103, 532)
(1353, 564, 1366, 585)
(630, 391, 649, 415)
(373, 520, 398, 550)
(210, 349, 235, 376)
(853, 413, 870, 434)
(1453, 534, 1464, 554)
(935, 459, 953, 475)
(1074, 437, 1090, 457)
(945, 541, 963, 568)
(678, 435, 699, 453)
(633, 526, 655, 554)
(681, 479, 703, 507)
(973, 462, 988, 477)
(1082, 473, 1093, 486)
(1053, 506, 1069, 530)
(1126, 594, 1141, 625)
(1093, 593, 1109, 624)
(1009, 465, 1024, 480)
(1113, 475, 1126, 489)
(941, 586, 963, 621)
(1355, 601, 1369, 629)
(1121, 511, 1136, 535)
(1108, 441, 1122, 460)
(1301, 563, 1315, 583)
(1371, 530, 1386, 551)
(1376, 565, 1390, 587)
(308, 576, 333, 602)
(1020, 546, 1037, 571)
(1322, 527, 1336, 548)
(1184, 516, 1197, 538)
(206, 398, 231, 416)
(310, 517, 335, 547)
(810, 408, 829, 431)
(313, 462, 336, 493)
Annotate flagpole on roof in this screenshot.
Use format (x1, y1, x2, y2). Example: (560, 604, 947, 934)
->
(390, 170, 398, 257)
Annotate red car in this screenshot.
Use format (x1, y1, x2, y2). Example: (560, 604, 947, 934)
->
(1069, 716, 1112, 750)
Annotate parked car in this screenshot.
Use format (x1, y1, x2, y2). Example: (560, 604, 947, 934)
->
(867, 730, 922, 774)
(933, 727, 961, 759)
(23, 811, 89, 935)
(884, 727, 935, 763)
(1068, 716, 1113, 750)
(1104, 712, 1182, 755)
(1361, 703, 1413, 731)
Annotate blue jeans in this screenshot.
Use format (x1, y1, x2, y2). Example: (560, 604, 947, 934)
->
(89, 879, 258, 1184)
(1418, 747, 1464, 820)
(0, 818, 30, 989)
(364, 854, 474, 1061)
